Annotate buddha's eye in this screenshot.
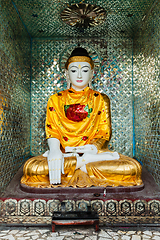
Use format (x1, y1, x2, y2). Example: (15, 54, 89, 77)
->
(71, 70, 76, 73)
(83, 69, 89, 72)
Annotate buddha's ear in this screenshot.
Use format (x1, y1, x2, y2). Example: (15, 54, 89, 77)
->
(65, 69, 71, 89)
(65, 69, 70, 82)
(89, 69, 94, 89)
(65, 69, 69, 78)
(90, 69, 94, 79)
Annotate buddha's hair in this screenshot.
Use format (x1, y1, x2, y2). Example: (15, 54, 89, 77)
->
(65, 47, 94, 69)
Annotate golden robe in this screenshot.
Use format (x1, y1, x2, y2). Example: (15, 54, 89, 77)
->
(21, 87, 142, 188)
(45, 87, 110, 148)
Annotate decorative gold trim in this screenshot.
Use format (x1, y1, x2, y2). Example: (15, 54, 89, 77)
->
(65, 56, 94, 69)
(61, 4, 106, 28)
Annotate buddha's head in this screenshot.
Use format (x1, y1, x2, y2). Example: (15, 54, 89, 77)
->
(65, 47, 94, 91)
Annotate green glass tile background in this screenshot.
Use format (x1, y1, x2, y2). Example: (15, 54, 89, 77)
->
(0, 1, 31, 194)
(133, 1, 160, 186)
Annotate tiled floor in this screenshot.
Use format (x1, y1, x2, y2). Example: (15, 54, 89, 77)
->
(0, 226, 160, 240)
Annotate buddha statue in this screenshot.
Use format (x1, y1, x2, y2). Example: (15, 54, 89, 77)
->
(21, 47, 143, 188)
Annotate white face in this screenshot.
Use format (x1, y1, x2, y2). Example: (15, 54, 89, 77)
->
(67, 62, 93, 91)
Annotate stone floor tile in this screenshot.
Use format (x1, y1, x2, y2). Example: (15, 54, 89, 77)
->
(126, 231, 136, 235)
(0, 227, 158, 240)
(153, 232, 160, 236)
(131, 235, 141, 240)
(74, 235, 85, 239)
(17, 238, 30, 240)
(25, 231, 39, 236)
(72, 230, 91, 235)
(60, 231, 74, 236)
(9, 230, 19, 235)
(31, 235, 39, 239)
(84, 236, 97, 240)
(74, 234, 84, 239)
(143, 231, 152, 237)
(142, 237, 151, 240)
(64, 237, 74, 240)
(98, 230, 112, 238)
(152, 236, 160, 240)
(121, 235, 131, 240)
(112, 236, 119, 240)
(1, 235, 15, 240)
(118, 231, 127, 235)
(41, 233, 49, 238)
(142, 234, 151, 239)
(88, 236, 97, 240)
(0, 234, 7, 237)
(55, 237, 65, 240)
(17, 231, 30, 234)
(14, 234, 24, 237)
(71, 232, 84, 239)
(38, 229, 50, 234)
(99, 237, 110, 240)
(50, 232, 59, 236)
(107, 231, 119, 236)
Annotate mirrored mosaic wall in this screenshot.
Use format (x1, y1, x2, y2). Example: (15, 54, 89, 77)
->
(0, 1, 31, 194)
(13, 0, 155, 39)
(133, 1, 160, 186)
(31, 37, 133, 157)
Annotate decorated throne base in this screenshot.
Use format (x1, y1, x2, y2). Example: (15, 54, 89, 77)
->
(0, 164, 160, 227)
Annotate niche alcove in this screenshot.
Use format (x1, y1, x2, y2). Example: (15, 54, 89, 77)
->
(0, 0, 159, 226)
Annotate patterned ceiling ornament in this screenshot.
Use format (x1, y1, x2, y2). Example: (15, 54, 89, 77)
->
(61, 3, 106, 28)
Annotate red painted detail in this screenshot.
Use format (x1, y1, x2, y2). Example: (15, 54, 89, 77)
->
(65, 104, 88, 122)
(82, 136, 88, 141)
(52, 219, 99, 232)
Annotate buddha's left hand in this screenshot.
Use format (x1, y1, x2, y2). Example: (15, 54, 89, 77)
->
(76, 151, 120, 170)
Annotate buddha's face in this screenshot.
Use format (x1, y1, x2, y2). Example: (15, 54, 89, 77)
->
(67, 62, 93, 91)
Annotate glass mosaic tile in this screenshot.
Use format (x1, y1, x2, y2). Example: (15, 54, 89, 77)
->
(133, 1, 160, 186)
(1, 1, 31, 194)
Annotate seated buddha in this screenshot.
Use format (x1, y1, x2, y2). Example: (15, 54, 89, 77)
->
(21, 47, 143, 188)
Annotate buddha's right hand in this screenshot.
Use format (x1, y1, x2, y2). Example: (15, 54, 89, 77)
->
(65, 144, 98, 154)
(47, 138, 62, 184)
